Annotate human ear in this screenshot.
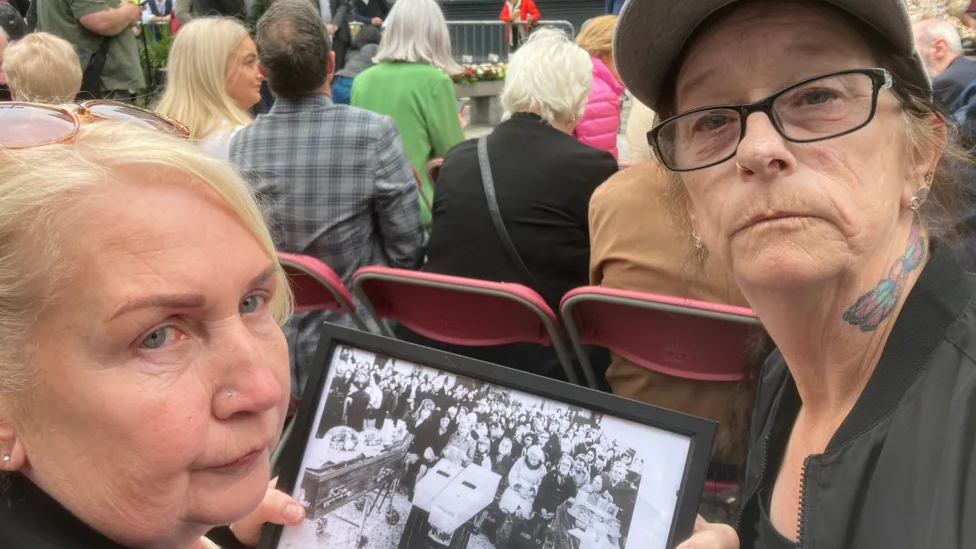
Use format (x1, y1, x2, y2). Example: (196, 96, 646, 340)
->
(0, 418, 27, 472)
(901, 115, 945, 210)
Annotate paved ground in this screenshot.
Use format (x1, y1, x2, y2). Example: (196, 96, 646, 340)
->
(462, 94, 633, 163)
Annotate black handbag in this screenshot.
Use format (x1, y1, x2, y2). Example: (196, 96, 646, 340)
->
(477, 136, 542, 291)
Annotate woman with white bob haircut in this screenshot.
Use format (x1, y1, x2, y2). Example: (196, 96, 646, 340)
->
(156, 17, 263, 160)
(398, 28, 618, 385)
(0, 105, 305, 547)
(352, 0, 465, 228)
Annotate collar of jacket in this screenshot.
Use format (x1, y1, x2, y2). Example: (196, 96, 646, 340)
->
(591, 56, 625, 97)
(759, 240, 975, 452)
(269, 94, 333, 114)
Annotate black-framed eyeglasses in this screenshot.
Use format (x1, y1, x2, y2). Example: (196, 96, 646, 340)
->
(647, 68, 893, 172)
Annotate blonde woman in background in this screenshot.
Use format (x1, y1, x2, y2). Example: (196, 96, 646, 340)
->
(156, 17, 262, 160)
(573, 15, 624, 158)
(3, 32, 81, 103)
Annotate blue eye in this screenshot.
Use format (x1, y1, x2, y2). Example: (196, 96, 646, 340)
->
(141, 327, 176, 349)
(240, 294, 266, 313)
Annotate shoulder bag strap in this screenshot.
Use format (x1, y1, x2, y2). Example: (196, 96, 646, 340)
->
(477, 136, 541, 290)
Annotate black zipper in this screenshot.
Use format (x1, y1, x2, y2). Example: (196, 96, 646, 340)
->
(735, 430, 772, 532)
(796, 458, 810, 548)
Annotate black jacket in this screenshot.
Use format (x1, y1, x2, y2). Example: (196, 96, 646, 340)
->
(933, 56, 976, 113)
(0, 474, 248, 548)
(737, 242, 976, 548)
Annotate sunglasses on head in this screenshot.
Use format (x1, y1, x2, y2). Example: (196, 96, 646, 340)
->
(0, 101, 190, 150)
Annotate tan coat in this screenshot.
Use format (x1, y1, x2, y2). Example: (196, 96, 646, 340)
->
(588, 162, 750, 464)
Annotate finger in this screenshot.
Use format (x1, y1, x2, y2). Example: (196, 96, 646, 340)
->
(230, 488, 306, 546)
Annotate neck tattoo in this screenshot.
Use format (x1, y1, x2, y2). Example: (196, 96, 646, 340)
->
(843, 215, 924, 332)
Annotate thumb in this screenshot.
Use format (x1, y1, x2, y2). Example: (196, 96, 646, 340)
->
(230, 480, 306, 547)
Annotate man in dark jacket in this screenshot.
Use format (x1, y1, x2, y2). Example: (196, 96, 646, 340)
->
(914, 17, 976, 112)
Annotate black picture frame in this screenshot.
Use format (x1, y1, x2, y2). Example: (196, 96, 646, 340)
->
(260, 323, 716, 549)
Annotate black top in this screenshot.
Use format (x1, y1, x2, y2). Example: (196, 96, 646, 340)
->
(0, 474, 135, 549)
(0, 474, 247, 549)
(423, 112, 618, 311)
(933, 56, 976, 112)
(737, 242, 976, 549)
(398, 113, 617, 382)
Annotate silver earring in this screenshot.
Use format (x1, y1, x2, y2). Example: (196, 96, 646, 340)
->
(909, 185, 931, 212)
(2, 454, 9, 463)
(226, 390, 234, 398)
(691, 232, 703, 250)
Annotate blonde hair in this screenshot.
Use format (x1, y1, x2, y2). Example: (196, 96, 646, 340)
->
(0, 121, 293, 402)
(575, 15, 617, 58)
(4, 33, 82, 104)
(155, 17, 253, 141)
(373, 0, 462, 75)
(501, 28, 592, 126)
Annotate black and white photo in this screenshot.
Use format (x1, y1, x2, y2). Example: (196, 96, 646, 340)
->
(267, 327, 707, 549)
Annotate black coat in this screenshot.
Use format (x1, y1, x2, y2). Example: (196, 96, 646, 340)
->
(738, 242, 976, 548)
(398, 113, 617, 381)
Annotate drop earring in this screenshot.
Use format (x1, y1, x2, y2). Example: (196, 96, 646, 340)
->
(909, 177, 931, 212)
(691, 232, 703, 250)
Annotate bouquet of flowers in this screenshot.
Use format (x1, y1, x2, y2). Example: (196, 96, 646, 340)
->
(452, 63, 507, 85)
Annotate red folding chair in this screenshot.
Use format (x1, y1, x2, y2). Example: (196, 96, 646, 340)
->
(425, 158, 444, 187)
(560, 286, 761, 492)
(352, 266, 585, 387)
(277, 252, 369, 331)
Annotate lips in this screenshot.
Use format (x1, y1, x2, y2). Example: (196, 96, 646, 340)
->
(737, 212, 815, 234)
(198, 447, 268, 472)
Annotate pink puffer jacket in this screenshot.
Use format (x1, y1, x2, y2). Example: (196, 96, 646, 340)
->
(574, 56, 625, 159)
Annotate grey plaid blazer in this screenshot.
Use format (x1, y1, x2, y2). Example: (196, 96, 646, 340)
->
(230, 94, 425, 398)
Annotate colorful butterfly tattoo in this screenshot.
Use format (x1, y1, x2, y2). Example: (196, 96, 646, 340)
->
(843, 215, 924, 332)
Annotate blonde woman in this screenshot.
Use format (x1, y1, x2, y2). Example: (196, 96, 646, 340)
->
(573, 15, 624, 158)
(351, 0, 465, 229)
(0, 111, 303, 547)
(156, 17, 262, 160)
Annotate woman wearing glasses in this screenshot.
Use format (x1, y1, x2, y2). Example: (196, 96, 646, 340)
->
(615, 0, 975, 548)
(0, 106, 304, 548)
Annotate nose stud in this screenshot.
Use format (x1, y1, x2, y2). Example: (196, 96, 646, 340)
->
(226, 390, 234, 398)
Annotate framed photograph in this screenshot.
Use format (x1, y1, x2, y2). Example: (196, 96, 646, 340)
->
(260, 324, 715, 549)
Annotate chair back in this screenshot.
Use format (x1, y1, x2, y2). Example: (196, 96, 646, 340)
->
(352, 266, 584, 386)
(277, 253, 368, 331)
(561, 286, 760, 382)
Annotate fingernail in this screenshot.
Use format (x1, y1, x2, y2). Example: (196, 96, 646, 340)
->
(284, 502, 305, 522)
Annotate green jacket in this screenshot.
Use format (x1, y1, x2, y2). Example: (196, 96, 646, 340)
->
(351, 61, 464, 227)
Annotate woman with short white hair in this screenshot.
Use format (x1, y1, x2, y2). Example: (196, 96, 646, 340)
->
(351, 0, 465, 228)
(397, 29, 618, 385)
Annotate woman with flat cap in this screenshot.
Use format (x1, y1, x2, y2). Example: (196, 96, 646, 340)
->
(614, 0, 976, 547)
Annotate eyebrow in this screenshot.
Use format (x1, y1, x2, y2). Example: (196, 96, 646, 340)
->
(677, 42, 839, 105)
(109, 263, 278, 320)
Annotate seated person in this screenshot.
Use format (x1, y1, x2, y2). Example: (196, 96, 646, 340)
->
(399, 29, 617, 383)
(913, 17, 976, 111)
(0, 110, 303, 548)
(231, 0, 425, 400)
(156, 17, 261, 160)
(588, 105, 751, 469)
(3, 32, 82, 103)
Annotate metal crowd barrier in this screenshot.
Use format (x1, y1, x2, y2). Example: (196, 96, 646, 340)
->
(447, 20, 576, 63)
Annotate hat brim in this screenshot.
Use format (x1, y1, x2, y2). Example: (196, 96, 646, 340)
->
(614, 0, 923, 113)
